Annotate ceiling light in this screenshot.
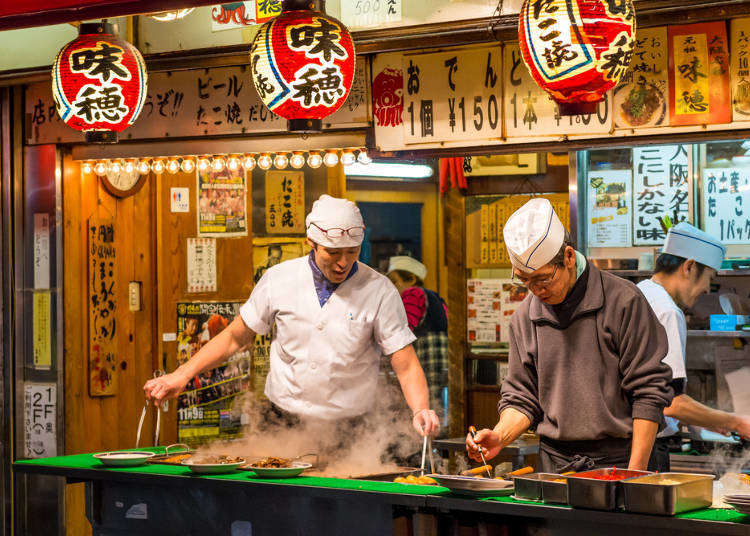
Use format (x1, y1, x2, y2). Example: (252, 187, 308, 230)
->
(357, 149, 372, 165)
(323, 150, 339, 167)
(307, 151, 323, 169)
(167, 159, 180, 174)
(227, 155, 241, 172)
(197, 157, 210, 173)
(340, 149, 356, 166)
(257, 153, 273, 170)
(94, 162, 107, 176)
(344, 162, 434, 180)
(137, 160, 151, 175)
(290, 152, 305, 169)
(109, 160, 122, 174)
(149, 8, 194, 21)
(123, 160, 136, 174)
(81, 161, 93, 174)
(273, 153, 289, 169)
(181, 158, 196, 173)
(151, 160, 165, 174)
(242, 154, 256, 171)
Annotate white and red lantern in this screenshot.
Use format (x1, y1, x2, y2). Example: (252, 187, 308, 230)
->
(249, 0, 355, 133)
(52, 22, 148, 143)
(519, 0, 635, 115)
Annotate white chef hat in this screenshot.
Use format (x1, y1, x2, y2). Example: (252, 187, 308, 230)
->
(663, 222, 725, 271)
(306, 194, 365, 248)
(388, 256, 427, 281)
(503, 198, 566, 273)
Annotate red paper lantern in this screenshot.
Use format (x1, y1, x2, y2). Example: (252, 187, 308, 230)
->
(518, 0, 635, 115)
(249, 0, 355, 133)
(52, 22, 148, 143)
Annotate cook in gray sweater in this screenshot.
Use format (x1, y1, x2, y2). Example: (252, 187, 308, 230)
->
(466, 198, 674, 473)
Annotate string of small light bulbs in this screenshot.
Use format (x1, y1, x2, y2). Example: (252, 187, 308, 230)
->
(81, 148, 372, 176)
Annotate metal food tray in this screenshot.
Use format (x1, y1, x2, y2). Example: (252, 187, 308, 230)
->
(513, 473, 563, 501)
(567, 468, 652, 511)
(621, 473, 714, 515)
(541, 475, 569, 504)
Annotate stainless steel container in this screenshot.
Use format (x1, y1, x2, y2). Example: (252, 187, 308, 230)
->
(621, 472, 714, 515)
(513, 473, 561, 501)
(541, 476, 569, 504)
(567, 468, 652, 511)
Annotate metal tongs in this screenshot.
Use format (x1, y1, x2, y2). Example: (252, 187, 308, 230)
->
(469, 426, 493, 478)
(419, 433, 435, 476)
(136, 371, 168, 448)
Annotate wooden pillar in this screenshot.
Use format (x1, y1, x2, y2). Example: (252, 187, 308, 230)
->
(326, 162, 346, 198)
(444, 188, 466, 438)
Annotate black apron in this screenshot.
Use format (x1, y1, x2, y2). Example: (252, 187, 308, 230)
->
(538, 436, 632, 473)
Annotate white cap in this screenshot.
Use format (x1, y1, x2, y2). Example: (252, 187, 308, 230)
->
(663, 222, 725, 271)
(305, 194, 365, 248)
(503, 198, 566, 273)
(388, 256, 427, 281)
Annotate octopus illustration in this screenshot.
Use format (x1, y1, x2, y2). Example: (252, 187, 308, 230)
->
(212, 2, 254, 25)
(372, 67, 403, 127)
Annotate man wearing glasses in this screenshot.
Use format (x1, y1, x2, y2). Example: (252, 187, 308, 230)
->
(145, 195, 440, 439)
(466, 198, 673, 472)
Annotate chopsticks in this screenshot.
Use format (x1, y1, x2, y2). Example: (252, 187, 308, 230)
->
(469, 426, 493, 478)
(420, 435, 428, 476)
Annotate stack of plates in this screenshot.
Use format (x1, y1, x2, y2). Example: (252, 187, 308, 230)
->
(723, 494, 750, 514)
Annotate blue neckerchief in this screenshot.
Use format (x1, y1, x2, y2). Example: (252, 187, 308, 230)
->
(308, 251, 358, 307)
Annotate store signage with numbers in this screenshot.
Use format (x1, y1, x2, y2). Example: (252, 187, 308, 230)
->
(401, 45, 502, 144)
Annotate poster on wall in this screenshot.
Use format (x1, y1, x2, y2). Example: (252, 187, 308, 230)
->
(731, 18, 750, 122)
(702, 168, 750, 244)
(633, 144, 691, 245)
(197, 167, 248, 237)
(176, 301, 251, 444)
(467, 279, 529, 346)
(668, 22, 731, 126)
(587, 169, 633, 247)
(614, 27, 670, 129)
(250, 237, 308, 399)
(264, 170, 305, 234)
(210, 1, 280, 31)
(187, 238, 217, 293)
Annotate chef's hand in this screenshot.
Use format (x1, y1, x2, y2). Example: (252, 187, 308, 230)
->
(413, 409, 440, 437)
(729, 414, 750, 440)
(466, 429, 502, 462)
(144, 371, 190, 408)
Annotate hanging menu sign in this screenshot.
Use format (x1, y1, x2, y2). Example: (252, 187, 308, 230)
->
(265, 170, 305, 234)
(633, 145, 691, 245)
(587, 169, 633, 247)
(668, 22, 731, 126)
(731, 18, 750, 122)
(88, 213, 118, 396)
(402, 45, 502, 144)
(25, 59, 370, 145)
(503, 43, 612, 138)
(703, 168, 750, 244)
(614, 27, 669, 129)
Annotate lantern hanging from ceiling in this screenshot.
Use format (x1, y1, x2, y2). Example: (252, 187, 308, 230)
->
(518, 0, 635, 115)
(52, 22, 148, 143)
(249, 0, 356, 133)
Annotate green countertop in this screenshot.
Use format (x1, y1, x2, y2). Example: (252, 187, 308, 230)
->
(14, 451, 750, 525)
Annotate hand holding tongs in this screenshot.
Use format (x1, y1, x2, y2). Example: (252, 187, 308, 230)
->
(136, 370, 168, 448)
(469, 426, 493, 478)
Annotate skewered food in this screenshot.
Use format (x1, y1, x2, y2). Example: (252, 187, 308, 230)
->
(253, 456, 292, 468)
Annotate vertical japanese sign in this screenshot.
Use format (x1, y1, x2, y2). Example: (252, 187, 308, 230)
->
(88, 214, 117, 396)
(703, 168, 750, 244)
(503, 43, 611, 138)
(33, 213, 50, 289)
(614, 27, 669, 129)
(669, 22, 731, 126)
(187, 238, 217, 293)
(33, 292, 52, 369)
(197, 167, 247, 237)
(402, 45, 502, 144)
(467, 279, 503, 345)
(265, 170, 305, 234)
(24, 383, 56, 458)
(731, 18, 750, 122)
(587, 170, 633, 247)
(633, 145, 691, 245)
(340, 0, 402, 29)
(176, 302, 251, 444)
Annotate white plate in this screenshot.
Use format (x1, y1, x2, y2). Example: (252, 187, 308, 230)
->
(182, 459, 246, 474)
(244, 462, 312, 478)
(427, 474, 514, 496)
(94, 451, 157, 467)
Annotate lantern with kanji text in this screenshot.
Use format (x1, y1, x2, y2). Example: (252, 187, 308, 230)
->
(249, 0, 356, 133)
(52, 22, 148, 143)
(518, 0, 636, 115)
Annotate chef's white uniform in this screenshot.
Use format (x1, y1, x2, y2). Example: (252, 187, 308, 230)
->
(240, 256, 416, 420)
(637, 278, 687, 437)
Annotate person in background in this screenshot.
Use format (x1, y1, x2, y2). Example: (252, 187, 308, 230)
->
(466, 198, 674, 472)
(637, 222, 750, 471)
(387, 256, 449, 430)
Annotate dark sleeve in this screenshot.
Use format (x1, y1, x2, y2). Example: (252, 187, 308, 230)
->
(669, 378, 686, 397)
(498, 322, 543, 427)
(617, 293, 675, 422)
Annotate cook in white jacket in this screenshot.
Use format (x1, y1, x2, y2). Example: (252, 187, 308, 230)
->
(145, 195, 440, 437)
